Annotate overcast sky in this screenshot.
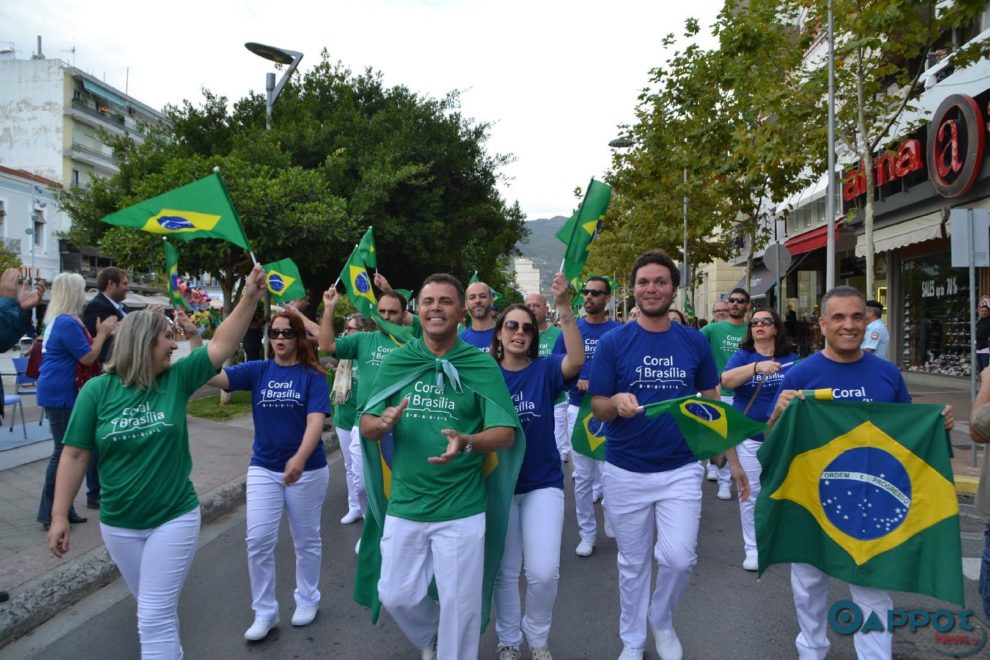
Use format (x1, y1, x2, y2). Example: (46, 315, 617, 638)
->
(2, 0, 721, 221)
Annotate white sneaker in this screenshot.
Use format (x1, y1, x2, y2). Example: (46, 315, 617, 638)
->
(531, 646, 553, 660)
(652, 626, 683, 660)
(497, 645, 521, 660)
(617, 646, 644, 660)
(421, 634, 438, 660)
(604, 514, 615, 538)
(244, 616, 278, 641)
(355, 538, 361, 555)
(575, 537, 595, 557)
(291, 605, 318, 626)
(340, 509, 363, 525)
(706, 464, 718, 481)
(717, 483, 732, 500)
(743, 552, 759, 571)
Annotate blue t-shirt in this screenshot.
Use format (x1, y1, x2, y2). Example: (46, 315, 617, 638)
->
(555, 318, 622, 406)
(588, 321, 719, 473)
(37, 314, 93, 408)
(459, 326, 495, 353)
(501, 354, 568, 494)
(725, 349, 799, 441)
(772, 351, 910, 408)
(224, 360, 332, 473)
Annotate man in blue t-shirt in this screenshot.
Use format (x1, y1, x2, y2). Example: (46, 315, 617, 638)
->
(589, 251, 748, 660)
(769, 286, 954, 660)
(556, 275, 622, 558)
(459, 280, 497, 352)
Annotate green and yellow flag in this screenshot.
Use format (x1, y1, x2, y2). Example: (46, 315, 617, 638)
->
(756, 399, 962, 605)
(357, 226, 377, 270)
(571, 394, 606, 460)
(556, 178, 611, 284)
(262, 258, 306, 301)
(163, 239, 192, 311)
(341, 247, 377, 317)
(102, 172, 252, 251)
(467, 271, 501, 308)
(641, 396, 765, 460)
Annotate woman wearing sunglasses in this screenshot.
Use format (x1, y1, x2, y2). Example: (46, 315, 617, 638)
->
(719, 306, 797, 572)
(207, 311, 331, 641)
(491, 272, 584, 660)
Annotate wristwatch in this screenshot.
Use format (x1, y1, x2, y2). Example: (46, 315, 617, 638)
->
(461, 435, 475, 454)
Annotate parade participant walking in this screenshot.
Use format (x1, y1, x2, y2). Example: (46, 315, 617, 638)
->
(719, 307, 796, 571)
(701, 287, 750, 498)
(563, 276, 622, 557)
(769, 286, 953, 660)
(360, 273, 520, 660)
(493, 274, 583, 660)
(460, 280, 497, 351)
(711, 300, 729, 322)
(526, 292, 568, 461)
(860, 300, 890, 361)
(37, 273, 118, 529)
(589, 250, 748, 660)
(47, 265, 267, 660)
(977, 297, 990, 371)
(207, 310, 331, 641)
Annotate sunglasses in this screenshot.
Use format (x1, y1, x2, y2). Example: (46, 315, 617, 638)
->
(749, 317, 774, 327)
(344, 325, 361, 332)
(503, 319, 536, 335)
(728, 297, 749, 304)
(268, 328, 299, 339)
(581, 289, 607, 297)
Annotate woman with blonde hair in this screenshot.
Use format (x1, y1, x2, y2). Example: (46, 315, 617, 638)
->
(48, 265, 266, 659)
(36, 273, 118, 529)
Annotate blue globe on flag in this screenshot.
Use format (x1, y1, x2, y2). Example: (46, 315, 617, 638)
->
(356, 272, 371, 293)
(170, 273, 181, 288)
(684, 401, 721, 423)
(268, 274, 285, 293)
(819, 447, 911, 541)
(157, 216, 195, 230)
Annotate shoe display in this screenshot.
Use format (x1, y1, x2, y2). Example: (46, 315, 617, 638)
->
(244, 616, 279, 641)
(652, 626, 683, 660)
(340, 509, 363, 525)
(531, 646, 553, 660)
(617, 646, 644, 660)
(575, 537, 595, 557)
(291, 605, 318, 626)
(421, 634, 438, 660)
(497, 645, 521, 660)
(716, 483, 732, 500)
(743, 552, 759, 571)
(604, 514, 615, 539)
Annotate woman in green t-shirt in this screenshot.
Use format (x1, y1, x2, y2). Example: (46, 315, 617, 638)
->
(47, 265, 266, 660)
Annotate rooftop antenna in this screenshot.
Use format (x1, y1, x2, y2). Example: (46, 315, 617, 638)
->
(61, 42, 76, 66)
(31, 35, 44, 60)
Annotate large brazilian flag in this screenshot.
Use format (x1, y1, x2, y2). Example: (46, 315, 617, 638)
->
(756, 399, 962, 605)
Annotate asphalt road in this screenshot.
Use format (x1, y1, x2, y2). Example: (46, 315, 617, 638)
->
(3, 454, 986, 660)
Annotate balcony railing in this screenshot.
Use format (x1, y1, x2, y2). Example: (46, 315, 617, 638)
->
(70, 98, 126, 127)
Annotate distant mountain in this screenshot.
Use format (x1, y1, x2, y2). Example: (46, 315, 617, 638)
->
(516, 216, 568, 293)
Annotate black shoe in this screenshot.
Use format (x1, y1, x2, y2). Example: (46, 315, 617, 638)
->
(0, 591, 9, 603)
(68, 513, 88, 524)
(86, 500, 100, 510)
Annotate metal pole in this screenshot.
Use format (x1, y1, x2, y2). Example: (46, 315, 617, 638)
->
(682, 167, 689, 310)
(825, 0, 837, 291)
(265, 72, 275, 131)
(970, 209, 978, 466)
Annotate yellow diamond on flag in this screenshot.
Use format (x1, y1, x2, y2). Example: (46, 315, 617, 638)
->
(142, 209, 222, 234)
(349, 265, 377, 305)
(483, 452, 499, 478)
(582, 409, 606, 452)
(266, 271, 297, 296)
(679, 399, 728, 439)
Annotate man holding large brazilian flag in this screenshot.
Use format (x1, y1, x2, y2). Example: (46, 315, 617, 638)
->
(356, 273, 524, 660)
(762, 286, 957, 660)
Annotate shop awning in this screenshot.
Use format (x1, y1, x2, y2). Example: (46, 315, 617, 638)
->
(854, 212, 945, 257)
(784, 221, 844, 255)
(734, 266, 776, 298)
(82, 79, 128, 109)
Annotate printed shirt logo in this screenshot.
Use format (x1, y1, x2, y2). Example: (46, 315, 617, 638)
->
(403, 380, 459, 422)
(104, 402, 173, 441)
(258, 379, 303, 407)
(512, 390, 540, 423)
(631, 354, 688, 390)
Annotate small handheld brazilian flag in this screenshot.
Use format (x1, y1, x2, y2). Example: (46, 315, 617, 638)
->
(641, 395, 766, 460)
(357, 226, 377, 270)
(340, 246, 377, 317)
(102, 172, 252, 251)
(262, 258, 306, 301)
(163, 239, 192, 311)
(571, 394, 606, 460)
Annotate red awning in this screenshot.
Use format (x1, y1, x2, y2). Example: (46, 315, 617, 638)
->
(784, 222, 844, 255)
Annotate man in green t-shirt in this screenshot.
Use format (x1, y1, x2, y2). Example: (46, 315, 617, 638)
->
(361, 274, 517, 660)
(700, 287, 750, 499)
(527, 291, 569, 460)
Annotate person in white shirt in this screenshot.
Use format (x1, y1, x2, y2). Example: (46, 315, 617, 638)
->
(860, 300, 890, 361)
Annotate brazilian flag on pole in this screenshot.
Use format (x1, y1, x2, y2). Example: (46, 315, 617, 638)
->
(570, 394, 606, 460)
(162, 239, 192, 311)
(102, 172, 252, 251)
(262, 258, 306, 301)
(555, 178, 611, 285)
(756, 399, 962, 605)
(341, 246, 377, 317)
(641, 396, 765, 460)
(357, 226, 377, 270)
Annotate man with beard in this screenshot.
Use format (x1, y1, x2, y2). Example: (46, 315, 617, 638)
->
(526, 292, 570, 461)
(701, 287, 750, 499)
(589, 250, 748, 660)
(557, 275, 622, 557)
(460, 280, 497, 352)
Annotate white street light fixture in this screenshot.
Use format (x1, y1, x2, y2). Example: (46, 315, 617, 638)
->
(245, 42, 304, 130)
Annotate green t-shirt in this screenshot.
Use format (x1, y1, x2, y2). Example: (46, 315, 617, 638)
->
(330, 362, 360, 431)
(366, 341, 518, 522)
(701, 320, 747, 397)
(64, 347, 220, 530)
(335, 331, 402, 409)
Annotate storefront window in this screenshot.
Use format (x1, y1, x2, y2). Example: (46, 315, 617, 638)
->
(901, 252, 970, 376)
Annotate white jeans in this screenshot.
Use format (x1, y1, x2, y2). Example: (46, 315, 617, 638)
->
(494, 487, 564, 649)
(567, 403, 604, 541)
(246, 465, 329, 619)
(337, 425, 366, 515)
(791, 563, 893, 660)
(379, 513, 486, 660)
(715, 395, 734, 488)
(735, 439, 762, 556)
(553, 401, 570, 458)
(101, 508, 201, 660)
(604, 461, 703, 649)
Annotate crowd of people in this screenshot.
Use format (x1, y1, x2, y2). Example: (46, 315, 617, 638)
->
(0, 246, 965, 660)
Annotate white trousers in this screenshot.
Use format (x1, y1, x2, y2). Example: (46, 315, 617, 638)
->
(715, 395, 734, 488)
(101, 508, 201, 660)
(791, 563, 893, 660)
(494, 487, 564, 649)
(338, 425, 366, 515)
(735, 439, 762, 556)
(379, 513, 486, 660)
(567, 403, 604, 541)
(553, 401, 570, 459)
(604, 461, 703, 649)
(246, 465, 329, 619)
